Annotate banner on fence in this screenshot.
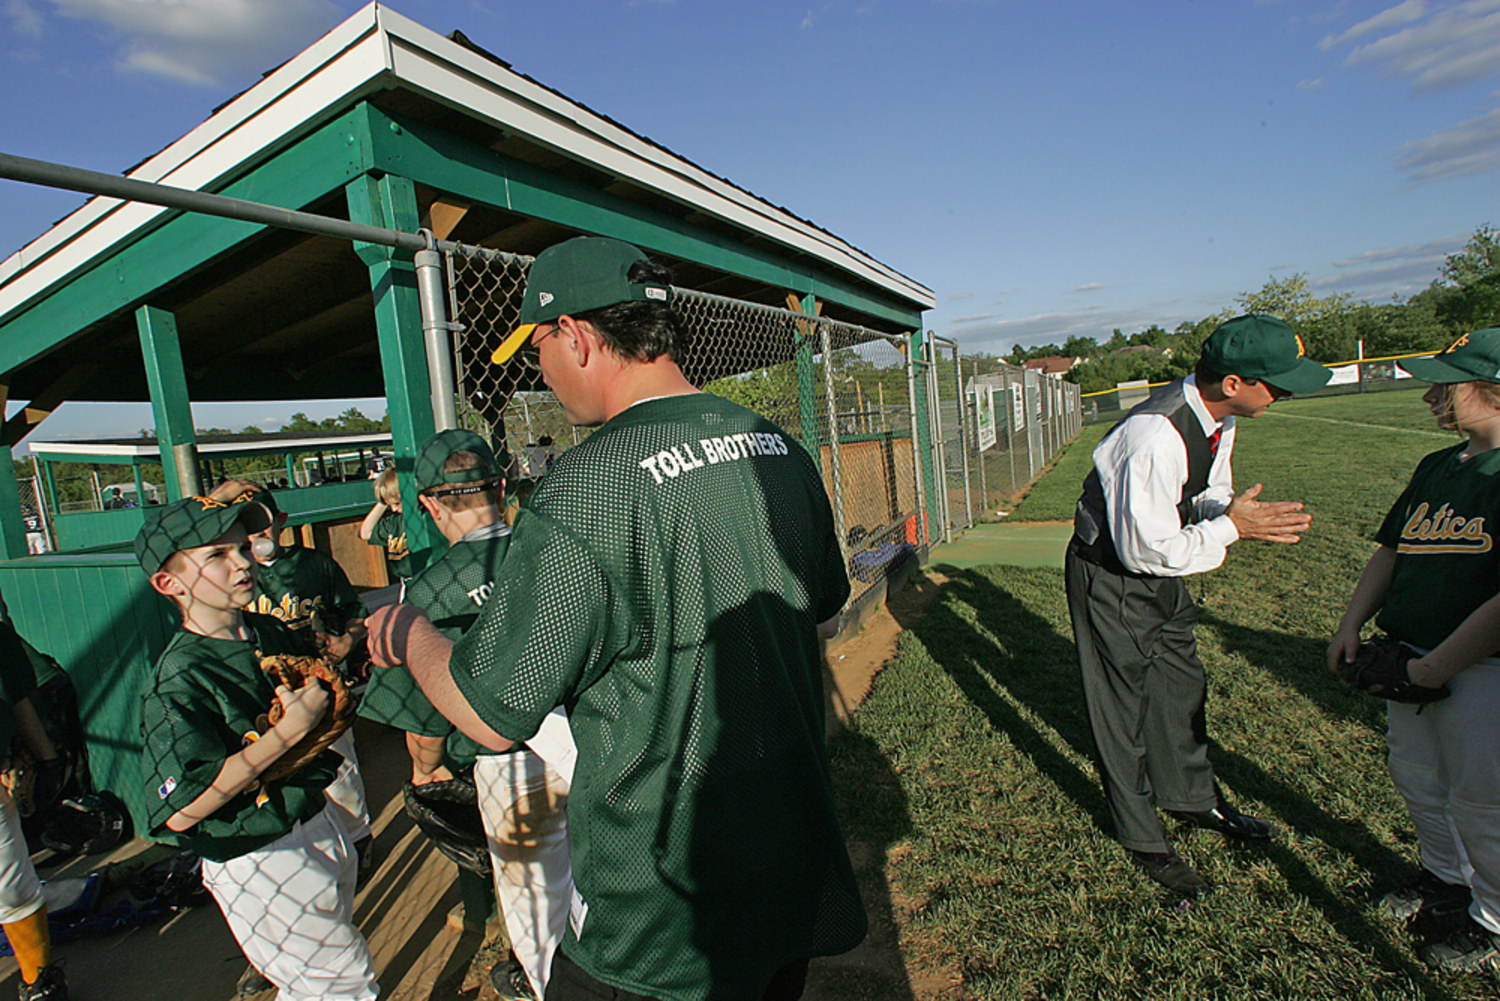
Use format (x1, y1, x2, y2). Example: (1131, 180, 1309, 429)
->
(971, 380, 997, 451)
(1010, 383, 1026, 431)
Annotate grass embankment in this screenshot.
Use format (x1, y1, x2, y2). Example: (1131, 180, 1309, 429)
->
(829, 386, 1493, 999)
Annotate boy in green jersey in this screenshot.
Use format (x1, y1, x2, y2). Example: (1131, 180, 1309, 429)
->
(209, 480, 374, 888)
(369, 238, 863, 1001)
(136, 496, 377, 1000)
(365, 428, 572, 1000)
(361, 469, 420, 582)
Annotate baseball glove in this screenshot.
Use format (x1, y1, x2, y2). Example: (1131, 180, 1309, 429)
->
(1335, 635, 1451, 705)
(259, 653, 354, 782)
(401, 774, 492, 877)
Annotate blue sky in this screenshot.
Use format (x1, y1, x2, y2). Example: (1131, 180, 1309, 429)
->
(2, 0, 1498, 443)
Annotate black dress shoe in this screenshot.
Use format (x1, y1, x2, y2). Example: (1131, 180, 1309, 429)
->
(1169, 806, 1279, 840)
(1129, 849, 1213, 899)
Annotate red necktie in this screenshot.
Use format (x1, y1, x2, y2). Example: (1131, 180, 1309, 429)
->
(1208, 427, 1222, 457)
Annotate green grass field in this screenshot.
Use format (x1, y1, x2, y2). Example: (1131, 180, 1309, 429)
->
(828, 385, 1496, 999)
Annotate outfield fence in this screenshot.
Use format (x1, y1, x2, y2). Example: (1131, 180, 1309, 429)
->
(443, 243, 1083, 606)
(1081, 352, 1433, 425)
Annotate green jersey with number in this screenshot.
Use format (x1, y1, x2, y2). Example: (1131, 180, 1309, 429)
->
(139, 613, 338, 862)
(1376, 442, 1500, 650)
(251, 545, 366, 635)
(359, 522, 510, 765)
(448, 393, 862, 1001)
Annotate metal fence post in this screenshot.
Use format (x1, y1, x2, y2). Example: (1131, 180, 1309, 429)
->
(947, 340, 972, 529)
(1003, 365, 1018, 494)
(904, 333, 930, 548)
(974, 360, 988, 514)
(925, 338, 951, 543)
(820, 322, 850, 570)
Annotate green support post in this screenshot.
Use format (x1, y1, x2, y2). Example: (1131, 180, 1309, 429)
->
(284, 453, 297, 487)
(345, 173, 439, 560)
(794, 293, 820, 467)
(132, 465, 146, 506)
(136, 306, 199, 502)
(910, 328, 937, 546)
(0, 451, 27, 560)
(42, 462, 58, 523)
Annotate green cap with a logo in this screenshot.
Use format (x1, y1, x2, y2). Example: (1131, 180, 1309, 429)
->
(490, 237, 673, 365)
(134, 496, 271, 574)
(1400, 329, 1500, 384)
(414, 429, 500, 492)
(1200, 314, 1332, 395)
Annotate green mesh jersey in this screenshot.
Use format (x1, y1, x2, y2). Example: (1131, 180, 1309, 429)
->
(250, 545, 367, 635)
(1376, 442, 1500, 649)
(449, 393, 862, 1001)
(139, 613, 338, 863)
(368, 509, 421, 579)
(360, 522, 511, 767)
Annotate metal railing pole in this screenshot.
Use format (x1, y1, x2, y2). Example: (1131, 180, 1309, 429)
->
(820, 324, 850, 571)
(904, 333, 929, 548)
(415, 248, 459, 431)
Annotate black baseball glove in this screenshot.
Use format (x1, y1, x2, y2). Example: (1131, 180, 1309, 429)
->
(401, 773, 492, 877)
(1335, 635, 1451, 706)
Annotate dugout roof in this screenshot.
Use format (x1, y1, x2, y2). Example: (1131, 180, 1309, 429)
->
(0, 2, 932, 409)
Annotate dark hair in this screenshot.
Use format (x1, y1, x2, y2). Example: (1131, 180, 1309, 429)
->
(1193, 359, 1229, 388)
(573, 260, 686, 363)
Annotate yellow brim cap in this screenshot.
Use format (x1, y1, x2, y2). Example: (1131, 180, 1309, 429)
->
(491, 323, 537, 365)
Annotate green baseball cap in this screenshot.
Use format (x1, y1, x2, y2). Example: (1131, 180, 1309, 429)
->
(134, 496, 271, 574)
(1200, 314, 1332, 395)
(223, 482, 280, 518)
(491, 237, 673, 364)
(414, 429, 500, 492)
(1399, 329, 1500, 384)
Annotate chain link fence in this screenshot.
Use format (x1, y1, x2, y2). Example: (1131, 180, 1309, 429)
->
(443, 242, 1081, 607)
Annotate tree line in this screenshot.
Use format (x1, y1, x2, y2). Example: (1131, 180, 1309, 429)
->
(1003, 225, 1500, 395)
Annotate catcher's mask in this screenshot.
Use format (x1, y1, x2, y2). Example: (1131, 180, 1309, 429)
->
(401, 775, 491, 876)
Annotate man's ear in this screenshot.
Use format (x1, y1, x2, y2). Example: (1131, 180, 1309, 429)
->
(417, 493, 443, 523)
(558, 314, 596, 368)
(150, 569, 186, 598)
(1219, 374, 1245, 397)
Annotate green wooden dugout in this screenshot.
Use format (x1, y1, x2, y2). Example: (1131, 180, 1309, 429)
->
(0, 3, 933, 830)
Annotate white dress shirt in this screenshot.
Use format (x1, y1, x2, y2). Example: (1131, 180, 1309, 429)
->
(1094, 374, 1239, 576)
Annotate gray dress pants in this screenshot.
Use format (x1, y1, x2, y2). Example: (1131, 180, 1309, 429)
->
(1065, 542, 1219, 853)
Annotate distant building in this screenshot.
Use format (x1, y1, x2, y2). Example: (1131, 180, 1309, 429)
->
(1023, 356, 1082, 376)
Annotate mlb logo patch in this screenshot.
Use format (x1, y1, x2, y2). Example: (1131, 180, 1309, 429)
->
(539, 291, 554, 307)
(158, 776, 177, 799)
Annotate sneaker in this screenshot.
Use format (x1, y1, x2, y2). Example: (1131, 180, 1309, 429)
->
(1167, 805, 1279, 841)
(1380, 869, 1472, 923)
(1419, 917, 1500, 972)
(18, 964, 67, 1001)
(487, 954, 536, 1001)
(235, 963, 274, 997)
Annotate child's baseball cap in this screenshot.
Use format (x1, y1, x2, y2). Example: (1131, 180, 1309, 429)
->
(134, 496, 271, 574)
(414, 429, 501, 493)
(221, 482, 281, 519)
(1400, 328, 1500, 384)
(490, 237, 672, 364)
(1200, 314, 1332, 395)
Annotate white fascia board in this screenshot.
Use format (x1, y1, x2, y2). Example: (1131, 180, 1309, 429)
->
(34, 432, 392, 459)
(0, 4, 395, 319)
(377, 9, 933, 308)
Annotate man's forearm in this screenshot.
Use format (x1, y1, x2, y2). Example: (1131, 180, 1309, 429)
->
(393, 612, 513, 753)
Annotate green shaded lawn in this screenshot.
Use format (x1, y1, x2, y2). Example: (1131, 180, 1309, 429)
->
(829, 385, 1492, 999)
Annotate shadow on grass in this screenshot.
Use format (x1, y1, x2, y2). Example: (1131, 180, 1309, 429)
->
(1199, 610, 1388, 736)
(822, 726, 919, 1001)
(905, 568, 1460, 999)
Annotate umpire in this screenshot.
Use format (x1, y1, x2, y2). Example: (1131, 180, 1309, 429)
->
(1066, 314, 1331, 898)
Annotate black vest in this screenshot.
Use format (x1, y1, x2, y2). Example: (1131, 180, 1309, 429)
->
(1072, 381, 1217, 577)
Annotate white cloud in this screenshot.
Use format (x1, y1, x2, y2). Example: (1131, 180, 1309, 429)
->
(947, 291, 976, 301)
(1332, 0, 1500, 92)
(941, 303, 1205, 356)
(1394, 105, 1500, 180)
(1071, 282, 1105, 294)
(1297, 77, 1325, 90)
(1313, 232, 1467, 298)
(1320, 0, 1429, 49)
(52, 0, 342, 87)
(952, 313, 998, 324)
(4, 0, 43, 36)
